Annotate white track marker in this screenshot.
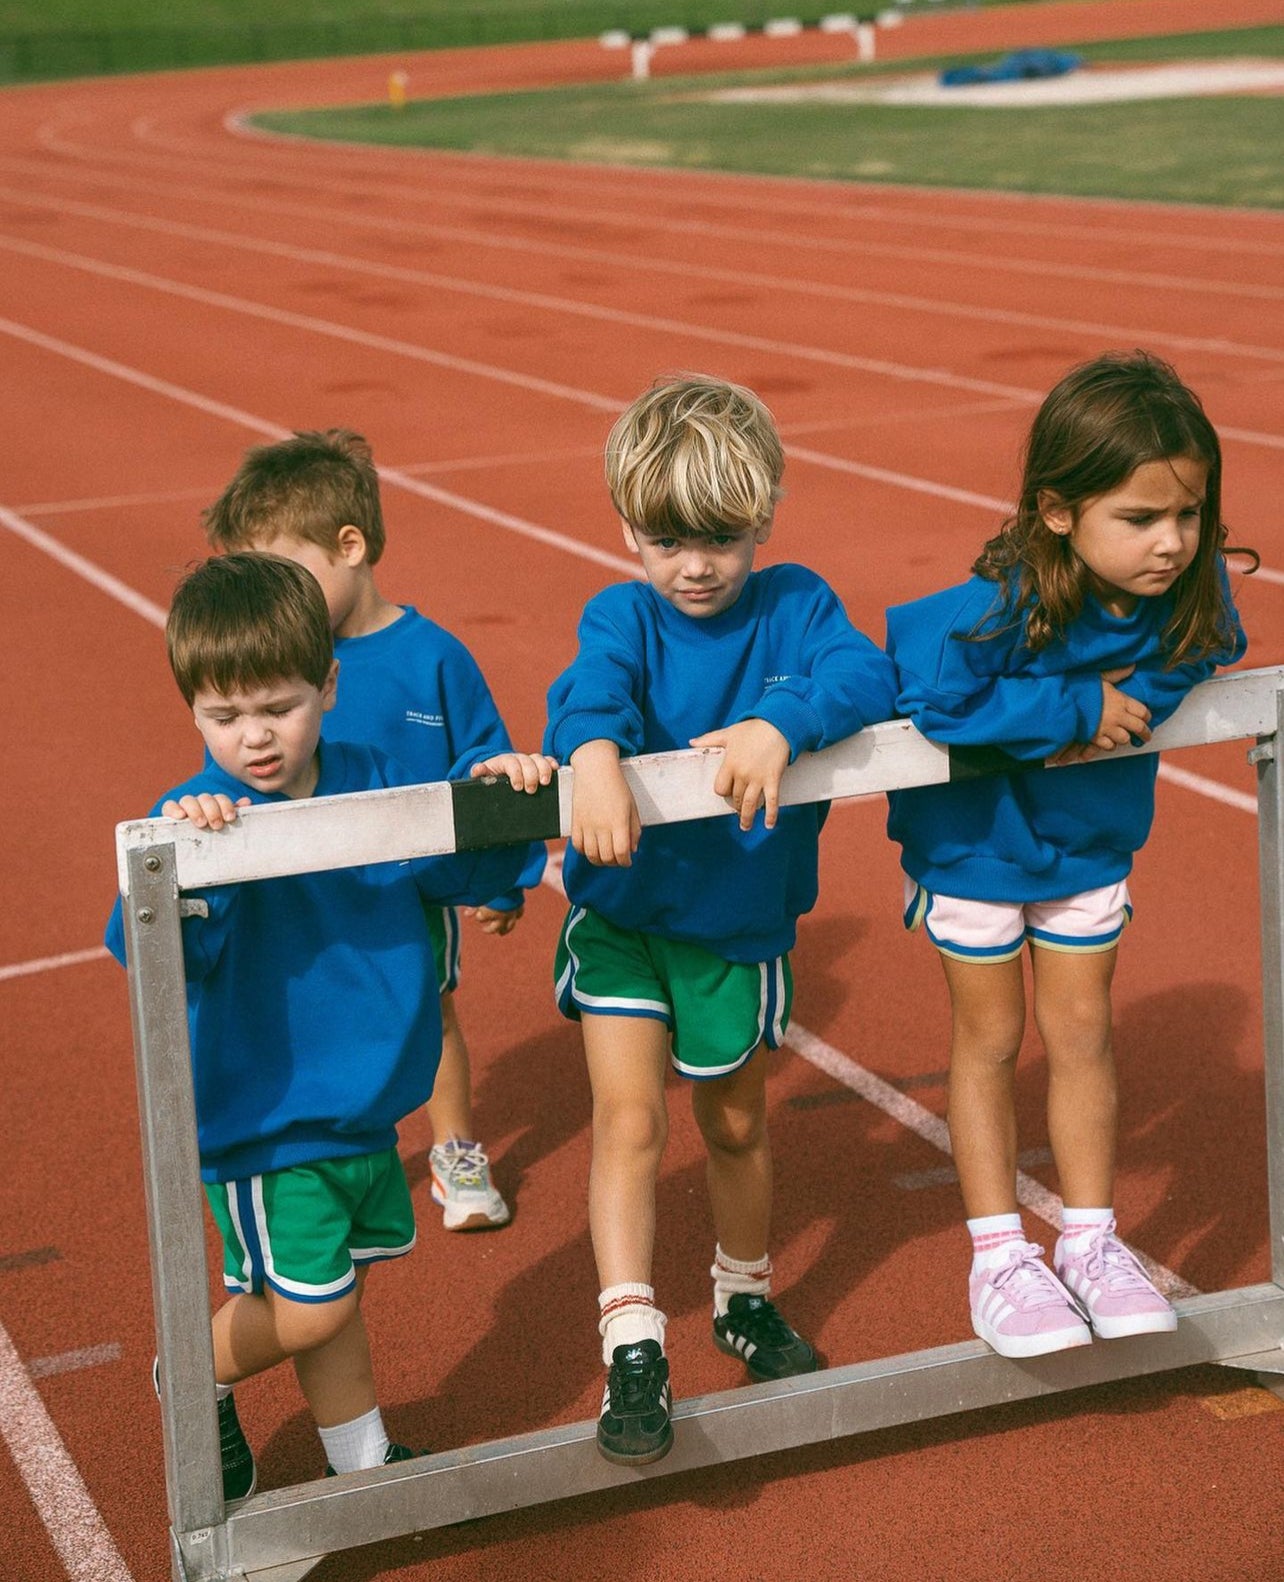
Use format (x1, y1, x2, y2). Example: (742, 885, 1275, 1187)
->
(0, 947, 110, 983)
(0, 1321, 136, 1582)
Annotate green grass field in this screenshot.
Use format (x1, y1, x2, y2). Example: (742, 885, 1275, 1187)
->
(250, 25, 1284, 208)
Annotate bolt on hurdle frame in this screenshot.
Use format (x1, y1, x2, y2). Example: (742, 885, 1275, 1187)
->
(115, 664, 1284, 1582)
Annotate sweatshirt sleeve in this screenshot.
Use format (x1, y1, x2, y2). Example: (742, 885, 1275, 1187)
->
(104, 884, 236, 983)
(543, 594, 645, 762)
(887, 583, 1102, 761)
(436, 640, 545, 905)
(737, 574, 900, 758)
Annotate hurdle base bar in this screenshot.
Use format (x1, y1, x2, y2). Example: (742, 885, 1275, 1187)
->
(174, 1286, 1284, 1581)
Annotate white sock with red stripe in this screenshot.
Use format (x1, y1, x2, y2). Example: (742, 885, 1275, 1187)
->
(968, 1213, 1026, 1275)
(710, 1246, 772, 1318)
(1057, 1206, 1113, 1261)
(598, 1283, 666, 1363)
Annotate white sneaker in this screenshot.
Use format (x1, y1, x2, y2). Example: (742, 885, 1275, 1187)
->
(429, 1140, 510, 1231)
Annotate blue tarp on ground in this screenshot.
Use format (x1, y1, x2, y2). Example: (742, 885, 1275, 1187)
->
(940, 49, 1082, 88)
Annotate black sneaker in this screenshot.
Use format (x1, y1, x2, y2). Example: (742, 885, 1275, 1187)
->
(153, 1358, 256, 1504)
(217, 1392, 257, 1503)
(596, 1340, 673, 1466)
(325, 1442, 427, 1477)
(713, 1293, 819, 1382)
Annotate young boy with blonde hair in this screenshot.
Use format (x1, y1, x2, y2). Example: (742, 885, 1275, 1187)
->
(106, 553, 549, 1499)
(544, 375, 898, 1464)
(203, 431, 543, 1230)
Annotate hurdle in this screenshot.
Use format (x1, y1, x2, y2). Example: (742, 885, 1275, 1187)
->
(600, 14, 879, 81)
(115, 664, 1284, 1582)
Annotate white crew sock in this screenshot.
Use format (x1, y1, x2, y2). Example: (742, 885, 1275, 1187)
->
(710, 1245, 772, 1318)
(318, 1406, 390, 1474)
(967, 1212, 1026, 1274)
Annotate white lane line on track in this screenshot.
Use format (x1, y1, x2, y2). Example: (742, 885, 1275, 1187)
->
(4, 179, 1284, 384)
(0, 251, 1280, 546)
(213, 109, 1284, 260)
(0, 318, 638, 580)
(0, 946, 110, 982)
(42, 112, 1284, 266)
(0, 503, 168, 626)
(0, 1321, 137, 1582)
(7, 146, 1283, 347)
(3, 191, 1280, 454)
(27, 1344, 122, 1379)
(16, 486, 214, 517)
(12, 142, 1278, 306)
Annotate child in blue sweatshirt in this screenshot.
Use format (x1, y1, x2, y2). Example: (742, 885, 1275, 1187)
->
(545, 375, 898, 1464)
(886, 352, 1253, 1360)
(203, 430, 543, 1232)
(106, 553, 550, 1500)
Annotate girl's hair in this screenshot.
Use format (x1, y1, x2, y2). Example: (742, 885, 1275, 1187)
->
(606, 374, 784, 539)
(973, 350, 1255, 663)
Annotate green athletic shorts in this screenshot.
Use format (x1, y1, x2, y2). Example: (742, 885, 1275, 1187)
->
(426, 905, 461, 994)
(554, 905, 792, 1080)
(205, 1147, 416, 1303)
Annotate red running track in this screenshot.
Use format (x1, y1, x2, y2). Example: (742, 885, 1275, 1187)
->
(1, 3, 1282, 1578)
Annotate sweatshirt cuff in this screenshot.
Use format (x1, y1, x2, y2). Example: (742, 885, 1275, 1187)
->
(738, 690, 822, 761)
(1066, 673, 1104, 743)
(548, 713, 637, 763)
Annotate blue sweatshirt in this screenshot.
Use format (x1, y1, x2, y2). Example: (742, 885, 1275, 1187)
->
(326, 605, 544, 906)
(886, 570, 1246, 902)
(544, 564, 899, 961)
(105, 741, 531, 1183)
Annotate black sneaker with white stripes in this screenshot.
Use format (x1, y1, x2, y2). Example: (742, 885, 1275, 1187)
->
(596, 1340, 673, 1465)
(712, 1293, 819, 1382)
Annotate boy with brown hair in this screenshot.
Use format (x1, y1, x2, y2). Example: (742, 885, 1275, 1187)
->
(203, 430, 542, 1230)
(106, 553, 550, 1498)
(544, 375, 898, 1464)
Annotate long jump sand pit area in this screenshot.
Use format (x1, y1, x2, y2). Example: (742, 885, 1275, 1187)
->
(709, 59, 1284, 108)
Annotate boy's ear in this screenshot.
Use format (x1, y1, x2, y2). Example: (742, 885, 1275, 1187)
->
(753, 515, 774, 546)
(1037, 490, 1073, 536)
(321, 658, 339, 710)
(620, 518, 641, 554)
(335, 525, 369, 565)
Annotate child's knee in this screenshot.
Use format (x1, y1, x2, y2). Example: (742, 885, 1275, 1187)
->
(269, 1288, 359, 1355)
(694, 1082, 767, 1155)
(594, 1095, 668, 1159)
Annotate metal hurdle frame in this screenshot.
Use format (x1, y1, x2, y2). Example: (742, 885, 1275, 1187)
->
(115, 665, 1284, 1582)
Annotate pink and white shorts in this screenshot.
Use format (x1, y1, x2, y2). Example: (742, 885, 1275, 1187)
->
(903, 875, 1132, 963)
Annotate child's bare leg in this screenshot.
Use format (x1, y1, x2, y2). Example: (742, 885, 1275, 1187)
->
(940, 954, 1026, 1218)
(425, 991, 472, 1143)
(691, 1050, 771, 1261)
(583, 1011, 670, 1289)
(212, 1281, 363, 1392)
(1031, 945, 1118, 1209)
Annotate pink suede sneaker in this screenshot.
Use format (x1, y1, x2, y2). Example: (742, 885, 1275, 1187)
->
(1055, 1222, 1178, 1340)
(970, 1241, 1092, 1358)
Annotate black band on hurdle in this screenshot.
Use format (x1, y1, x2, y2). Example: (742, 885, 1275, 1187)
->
(947, 743, 1033, 781)
(450, 776, 562, 851)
